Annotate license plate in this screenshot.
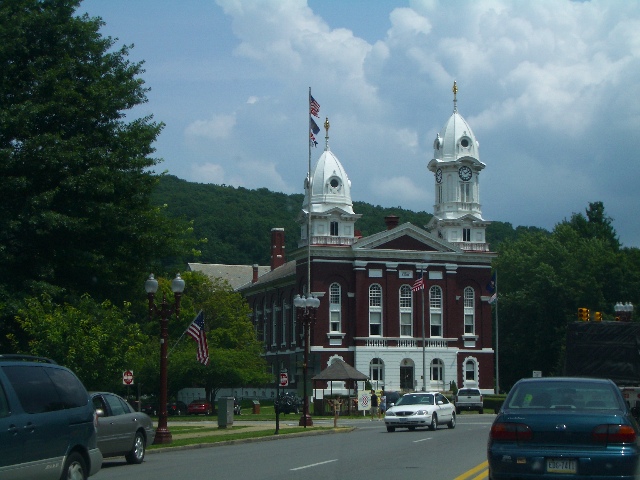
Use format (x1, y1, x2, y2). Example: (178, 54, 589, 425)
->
(547, 459, 577, 474)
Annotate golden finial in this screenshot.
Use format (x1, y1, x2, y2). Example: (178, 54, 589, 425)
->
(324, 117, 330, 131)
(453, 81, 458, 112)
(324, 117, 330, 151)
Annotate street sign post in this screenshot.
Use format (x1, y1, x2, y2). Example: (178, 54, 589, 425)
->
(279, 372, 289, 387)
(123, 370, 134, 385)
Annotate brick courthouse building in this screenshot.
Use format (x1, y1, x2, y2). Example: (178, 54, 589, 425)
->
(235, 86, 496, 400)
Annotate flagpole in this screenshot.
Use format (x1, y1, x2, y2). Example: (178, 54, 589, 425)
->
(495, 270, 500, 394)
(307, 88, 312, 292)
(421, 269, 426, 391)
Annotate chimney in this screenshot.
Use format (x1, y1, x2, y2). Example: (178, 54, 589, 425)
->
(270, 228, 286, 270)
(252, 264, 259, 283)
(384, 215, 399, 230)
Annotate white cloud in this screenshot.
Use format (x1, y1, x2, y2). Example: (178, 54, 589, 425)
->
(184, 113, 237, 140)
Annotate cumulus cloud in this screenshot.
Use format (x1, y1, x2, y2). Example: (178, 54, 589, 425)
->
(185, 113, 236, 140)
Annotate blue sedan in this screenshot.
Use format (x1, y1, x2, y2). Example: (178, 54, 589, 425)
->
(488, 377, 640, 480)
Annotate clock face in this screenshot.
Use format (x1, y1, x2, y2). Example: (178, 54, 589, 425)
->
(458, 166, 472, 181)
(436, 168, 442, 184)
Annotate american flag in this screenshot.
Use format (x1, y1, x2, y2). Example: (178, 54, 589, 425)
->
(310, 95, 320, 118)
(187, 310, 209, 365)
(412, 275, 424, 292)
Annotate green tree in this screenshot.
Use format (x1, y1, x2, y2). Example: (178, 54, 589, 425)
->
(494, 203, 625, 390)
(0, 0, 195, 348)
(133, 272, 269, 402)
(11, 293, 147, 392)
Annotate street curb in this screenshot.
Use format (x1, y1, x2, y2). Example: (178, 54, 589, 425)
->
(148, 427, 355, 454)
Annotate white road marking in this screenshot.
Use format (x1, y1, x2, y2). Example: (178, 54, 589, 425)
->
(290, 459, 338, 471)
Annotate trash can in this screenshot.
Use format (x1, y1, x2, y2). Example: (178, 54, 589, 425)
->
(218, 397, 234, 428)
(252, 399, 260, 414)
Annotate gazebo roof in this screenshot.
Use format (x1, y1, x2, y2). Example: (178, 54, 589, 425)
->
(312, 359, 368, 381)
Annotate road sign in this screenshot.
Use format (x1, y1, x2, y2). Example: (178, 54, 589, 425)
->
(358, 393, 371, 410)
(279, 372, 289, 387)
(123, 370, 134, 385)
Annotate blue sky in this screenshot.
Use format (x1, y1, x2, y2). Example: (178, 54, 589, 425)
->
(79, 0, 640, 248)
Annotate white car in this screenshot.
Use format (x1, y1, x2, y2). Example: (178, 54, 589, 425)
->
(384, 391, 456, 432)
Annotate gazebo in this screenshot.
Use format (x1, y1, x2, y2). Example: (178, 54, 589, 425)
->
(312, 359, 369, 415)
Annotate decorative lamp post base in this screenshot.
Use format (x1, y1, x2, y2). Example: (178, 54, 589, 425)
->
(298, 413, 313, 427)
(153, 427, 173, 445)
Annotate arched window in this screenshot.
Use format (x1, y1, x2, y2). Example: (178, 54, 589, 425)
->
(429, 286, 443, 337)
(370, 358, 384, 386)
(464, 287, 475, 334)
(369, 284, 382, 336)
(399, 285, 413, 336)
(329, 283, 341, 332)
(431, 358, 444, 381)
(465, 359, 476, 381)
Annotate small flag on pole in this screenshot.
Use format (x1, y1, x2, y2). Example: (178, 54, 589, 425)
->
(412, 273, 424, 292)
(486, 272, 496, 293)
(310, 95, 320, 118)
(489, 292, 498, 304)
(187, 310, 209, 365)
(310, 132, 318, 147)
(310, 117, 320, 135)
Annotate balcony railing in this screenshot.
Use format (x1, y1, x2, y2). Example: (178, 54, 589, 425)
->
(355, 337, 455, 348)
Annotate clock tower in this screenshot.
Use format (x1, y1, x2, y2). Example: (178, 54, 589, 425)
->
(426, 82, 490, 251)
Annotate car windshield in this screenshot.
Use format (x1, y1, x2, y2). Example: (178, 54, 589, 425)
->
(396, 394, 434, 406)
(505, 380, 622, 411)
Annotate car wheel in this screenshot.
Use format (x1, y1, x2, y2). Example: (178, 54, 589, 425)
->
(62, 451, 87, 480)
(448, 412, 456, 429)
(429, 414, 438, 431)
(125, 431, 146, 464)
(386, 426, 395, 432)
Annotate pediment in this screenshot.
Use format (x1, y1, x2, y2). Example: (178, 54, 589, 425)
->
(353, 222, 460, 253)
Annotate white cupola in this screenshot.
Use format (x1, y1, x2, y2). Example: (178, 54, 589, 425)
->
(299, 118, 361, 247)
(426, 82, 490, 251)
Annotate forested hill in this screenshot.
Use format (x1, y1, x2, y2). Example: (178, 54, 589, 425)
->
(152, 175, 544, 266)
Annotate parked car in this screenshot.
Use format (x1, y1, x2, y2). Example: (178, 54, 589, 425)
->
(384, 391, 456, 432)
(167, 400, 187, 416)
(382, 391, 402, 408)
(140, 399, 159, 416)
(488, 377, 640, 480)
(0, 354, 103, 479)
(91, 392, 155, 464)
(454, 387, 484, 414)
(188, 398, 213, 415)
(275, 392, 302, 414)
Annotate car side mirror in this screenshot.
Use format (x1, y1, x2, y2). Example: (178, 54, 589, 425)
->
(95, 408, 105, 418)
(437, 400, 443, 405)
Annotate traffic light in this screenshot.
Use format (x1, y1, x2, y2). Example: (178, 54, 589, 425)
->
(578, 308, 590, 321)
(594, 311, 603, 322)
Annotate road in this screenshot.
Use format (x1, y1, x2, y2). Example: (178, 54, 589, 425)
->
(97, 415, 494, 480)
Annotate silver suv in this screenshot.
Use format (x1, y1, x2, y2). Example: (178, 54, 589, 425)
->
(0, 355, 102, 479)
(454, 387, 484, 414)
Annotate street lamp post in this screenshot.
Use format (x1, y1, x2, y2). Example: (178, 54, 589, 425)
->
(145, 273, 185, 445)
(293, 293, 320, 427)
